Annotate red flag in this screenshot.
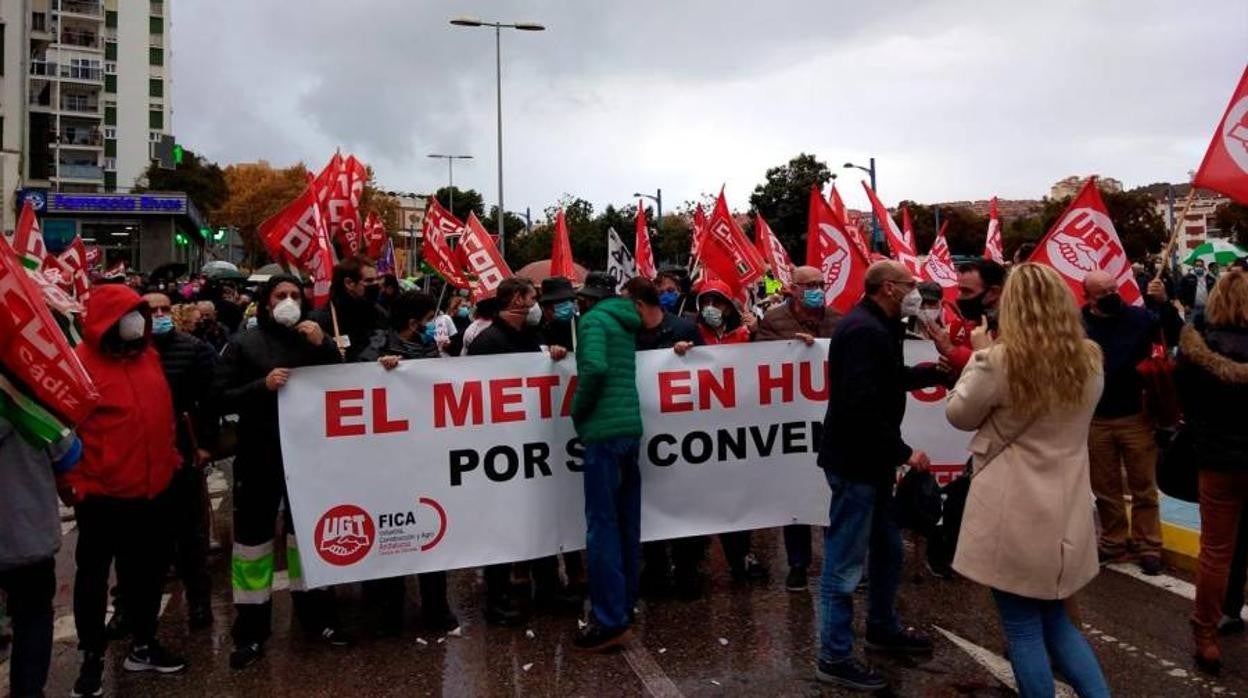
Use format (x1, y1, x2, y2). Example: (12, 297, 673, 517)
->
(0, 234, 99, 424)
(984, 196, 1005, 263)
(60, 237, 92, 302)
(550, 209, 576, 280)
(696, 191, 767, 294)
(312, 153, 364, 256)
(458, 212, 512, 301)
(844, 211, 872, 261)
(901, 205, 916, 253)
(828, 184, 848, 225)
(921, 221, 959, 301)
(691, 203, 708, 261)
(6, 201, 47, 271)
(754, 213, 793, 289)
(1193, 65, 1248, 204)
(361, 211, 388, 261)
(861, 182, 920, 275)
(1028, 177, 1141, 307)
(634, 202, 657, 279)
(421, 197, 470, 288)
(258, 185, 334, 308)
(103, 261, 127, 279)
(807, 186, 869, 313)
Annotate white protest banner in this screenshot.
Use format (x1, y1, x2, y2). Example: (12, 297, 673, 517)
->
(605, 227, 637, 292)
(279, 340, 967, 588)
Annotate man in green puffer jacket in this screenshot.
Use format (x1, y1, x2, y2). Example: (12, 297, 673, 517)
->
(569, 274, 643, 652)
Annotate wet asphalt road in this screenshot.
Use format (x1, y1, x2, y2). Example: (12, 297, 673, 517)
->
(6, 463, 1247, 697)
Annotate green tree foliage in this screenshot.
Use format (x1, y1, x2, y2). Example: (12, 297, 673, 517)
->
(896, 201, 989, 258)
(434, 186, 485, 222)
(1214, 201, 1248, 248)
(749, 153, 833, 264)
(136, 147, 228, 214)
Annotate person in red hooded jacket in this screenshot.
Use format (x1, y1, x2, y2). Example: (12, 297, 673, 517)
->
(61, 283, 186, 697)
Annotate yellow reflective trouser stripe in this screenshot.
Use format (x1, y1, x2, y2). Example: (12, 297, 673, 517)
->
(232, 541, 275, 602)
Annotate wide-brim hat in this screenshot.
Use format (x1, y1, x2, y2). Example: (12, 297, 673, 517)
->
(577, 271, 617, 300)
(540, 276, 576, 304)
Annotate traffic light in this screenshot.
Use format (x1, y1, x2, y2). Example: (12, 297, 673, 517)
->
(199, 227, 211, 240)
(175, 232, 188, 246)
(173, 144, 184, 166)
(213, 228, 227, 242)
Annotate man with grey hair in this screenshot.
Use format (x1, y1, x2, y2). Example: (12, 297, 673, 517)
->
(755, 265, 843, 591)
(815, 260, 946, 691)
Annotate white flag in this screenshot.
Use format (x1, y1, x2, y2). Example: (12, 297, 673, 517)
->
(606, 227, 637, 292)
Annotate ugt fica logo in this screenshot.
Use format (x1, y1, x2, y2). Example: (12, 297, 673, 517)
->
(315, 504, 375, 566)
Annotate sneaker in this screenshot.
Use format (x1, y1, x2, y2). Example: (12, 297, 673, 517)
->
(1139, 555, 1164, 576)
(785, 566, 808, 592)
(1218, 615, 1245, 636)
(316, 626, 353, 647)
(123, 640, 187, 674)
(71, 651, 105, 697)
(865, 626, 933, 655)
(815, 657, 887, 691)
(573, 623, 632, 653)
(485, 596, 524, 627)
(229, 642, 264, 671)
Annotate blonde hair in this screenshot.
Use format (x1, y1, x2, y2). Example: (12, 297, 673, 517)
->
(171, 303, 201, 333)
(997, 263, 1102, 418)
(1206, 271, 1248, 327)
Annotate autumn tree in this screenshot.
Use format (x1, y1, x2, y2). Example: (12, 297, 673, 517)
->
(211, 161, 307, 266)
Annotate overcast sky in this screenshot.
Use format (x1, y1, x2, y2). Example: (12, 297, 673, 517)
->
(172, 1, 1246, 220)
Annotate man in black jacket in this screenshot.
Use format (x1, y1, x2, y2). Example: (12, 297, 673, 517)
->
(310, 256, 386, 362)
(1179, 260, 1216, 315)
(467, 278, 543, 625)
(815, 261, 945, 692)
(214, 275, 348, 670)
(143, 291, 218, 629)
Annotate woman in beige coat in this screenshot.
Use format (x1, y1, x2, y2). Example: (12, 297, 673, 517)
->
(946, 263, 1109, 698)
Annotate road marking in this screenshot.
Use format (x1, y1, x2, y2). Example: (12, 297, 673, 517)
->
(622, 642, 685, 698)
(933, 625, 1076, 698)
(1106, 562, 1246, 621)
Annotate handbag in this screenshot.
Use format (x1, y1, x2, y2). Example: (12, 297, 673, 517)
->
(1138, 344, 1182, 429)
(1156, 425, 1198, 503)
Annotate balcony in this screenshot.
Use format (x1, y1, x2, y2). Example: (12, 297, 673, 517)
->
(56, 0, 103, 18)
(52, 164, 105, 181)
(151, 0, 163, 16)
(59, 98, 101, 115)
(54, 129, 104, 148)
(149, 33, 164, 48)
(32, 12, 51, 35)
(59, 29, 102, 50)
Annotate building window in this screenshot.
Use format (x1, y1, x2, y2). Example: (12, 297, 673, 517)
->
(149, 16, 163, 34)
(104, 74, 116, 93)
(150, 131, 163, 142)
(105, 62, 116, 74)
(105, 10, 117, 28)
(0, 24, 5, 76)
(104, 105, 116, 126)
(149, 110, 163, 129)
(104, 139, 116, 157)
(149, 47, 163, 66)
(32, 12, 46, 32)
(104, 157, 116, 170)
(104, 127, 115, 139)
(105, 41, 117, 61)
(104, 171, 116, 192)
(149, 78, 163, 97)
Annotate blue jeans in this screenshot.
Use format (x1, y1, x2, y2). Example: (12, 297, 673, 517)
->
(818, 471, 903, 662)
(583, 437, 642, 631)
(991, 589, 1109, 698)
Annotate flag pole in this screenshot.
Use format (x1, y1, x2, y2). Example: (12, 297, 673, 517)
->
(1155, 187, 1198, 281)
(329, 301, 346, 360)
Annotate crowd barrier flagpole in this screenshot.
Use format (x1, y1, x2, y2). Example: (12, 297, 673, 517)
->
(329, 301, 346, 360)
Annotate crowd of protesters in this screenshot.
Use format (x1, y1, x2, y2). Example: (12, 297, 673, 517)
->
(2, 250, 1247, 697)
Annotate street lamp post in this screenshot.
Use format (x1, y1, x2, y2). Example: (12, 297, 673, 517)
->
(450, 16, 546, 258)
(427, 154, 472, 215)
(632, 188, 662, 228)
(843, 157, 880, 250)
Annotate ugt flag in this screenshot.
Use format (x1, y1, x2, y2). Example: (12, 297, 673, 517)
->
(1028, 177, 1141, 307)
(1193, 65, 1248, 205)
(806, 185, 868, 313)
(921, 221, 958, 301)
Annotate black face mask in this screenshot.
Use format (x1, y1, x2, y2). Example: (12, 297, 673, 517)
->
(1095, 293, 1124, 315)
(956, 294, 984, 321)
(364, 284, 380, 304)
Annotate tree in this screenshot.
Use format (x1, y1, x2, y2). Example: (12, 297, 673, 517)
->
(358, 166, 401, 234)
(211, 161, 307, 267)
(433, 186, 485, 223)
(749, 153, 833, 264)
(135, 148, 228, 214)
(1214, 201, 1248, 248)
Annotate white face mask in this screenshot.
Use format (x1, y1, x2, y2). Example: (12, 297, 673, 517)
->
(117, 310, 146, 341)
(918, 307, 943, 326)
(900, 288, 923, 318)
(272, 298, 302, 327)
(524, 303, 543, 326)
(701, 305, 724, 328)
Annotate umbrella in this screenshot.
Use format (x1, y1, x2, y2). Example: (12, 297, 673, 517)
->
(1184, 239, 1247, 266)
(515, 259, 588, 284)
(149, 262, 188, 282)
(202, 260, 239, 277)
